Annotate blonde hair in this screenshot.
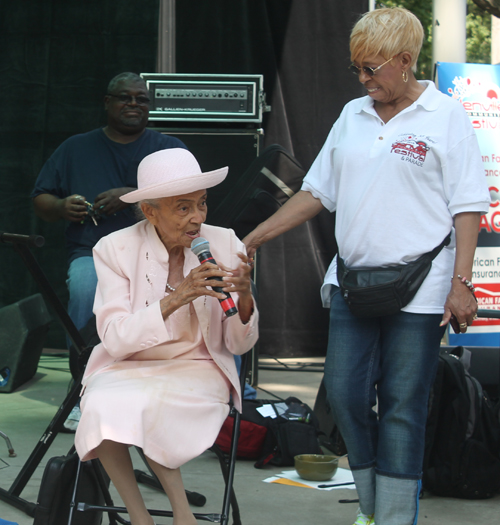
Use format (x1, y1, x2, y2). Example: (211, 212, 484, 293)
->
(350, 7, 423, 70)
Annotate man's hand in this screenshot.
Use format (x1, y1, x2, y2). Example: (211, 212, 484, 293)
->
(59, 195, 89, 222)
(33, 193, 88, 223)
(93, 188, 135, 216)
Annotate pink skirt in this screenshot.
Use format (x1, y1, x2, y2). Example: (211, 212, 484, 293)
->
(75, 359, 231, 469)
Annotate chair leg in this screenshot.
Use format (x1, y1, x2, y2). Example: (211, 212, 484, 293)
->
(210, 444, 241, 525)
(67, 456, 82, 525)
(69, 457, 127, 525)
(215, 407, 242, 525)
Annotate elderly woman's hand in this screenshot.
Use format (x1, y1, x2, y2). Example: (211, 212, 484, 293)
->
(160, 254, 255, 323)
(441, 280, 478, 334)
(159, 262, 233, 320)
(174, 263, 233, 303)
(219, 252, 255, 323)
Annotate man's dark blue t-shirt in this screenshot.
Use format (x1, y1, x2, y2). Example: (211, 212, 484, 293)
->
(32, 128, 186, 263)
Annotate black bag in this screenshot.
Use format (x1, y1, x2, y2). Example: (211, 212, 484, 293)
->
(313, 377, 347, 456)
(423, 346, 500, 499)
(336, 233, 451, 317)
(33, 451, 109, 525)
(215, 397, 323, 468)
(255, 407, 323, 468)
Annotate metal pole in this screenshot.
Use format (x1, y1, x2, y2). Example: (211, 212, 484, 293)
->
(432, 0, 467, 66)
(492, 15, 500, 65)
(156, 0, 176, 73)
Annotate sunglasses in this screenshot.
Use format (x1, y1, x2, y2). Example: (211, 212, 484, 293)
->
(348, 54, 399, 77)
(107, 94, 151, 106)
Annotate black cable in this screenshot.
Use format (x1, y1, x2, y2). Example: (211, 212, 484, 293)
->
(258, 356, 325, 372)
(37, 366, 72, 373)
(40, 353, 71, 360)
(38, 354, 72, 373)
(255, 386, 286, 401)
(259, 365, 324, 372)
(259, 355, 325, 372)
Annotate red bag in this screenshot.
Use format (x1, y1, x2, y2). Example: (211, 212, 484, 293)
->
(216, 414, 268, 459)
(215, 398, 322, 465)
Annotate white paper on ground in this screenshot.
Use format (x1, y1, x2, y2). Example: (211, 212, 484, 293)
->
(263, 467, 356, 490)
(256, 402, 288, 418)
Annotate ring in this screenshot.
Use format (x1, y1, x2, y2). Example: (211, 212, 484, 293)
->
(459, 322, 467, 329)
(473, 314, 478, 320)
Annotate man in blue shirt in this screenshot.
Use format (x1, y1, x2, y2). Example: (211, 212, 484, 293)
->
(32, 72, 186, 400)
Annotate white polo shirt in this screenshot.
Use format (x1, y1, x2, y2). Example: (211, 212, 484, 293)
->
(302, 81, 490, 313)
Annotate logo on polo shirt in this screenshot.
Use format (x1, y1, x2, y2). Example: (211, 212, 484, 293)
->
(391, 134, 430, 167)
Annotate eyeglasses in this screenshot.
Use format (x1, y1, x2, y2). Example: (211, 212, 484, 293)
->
(107, 94, 151, 106)
(348, 54, 399, 77)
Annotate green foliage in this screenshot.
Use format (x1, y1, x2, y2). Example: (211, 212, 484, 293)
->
(374, 0, 491, 79)
(467, 0, 492, 63)
(374, 0, 433, 79)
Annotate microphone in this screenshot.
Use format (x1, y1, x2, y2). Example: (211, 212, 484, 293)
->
(191, 237, 238, 317)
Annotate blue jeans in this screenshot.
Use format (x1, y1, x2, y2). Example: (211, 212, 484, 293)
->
(66, 256, 98, 333)
(66, 256, 98, 379)
(234, 354, 257, 400)
(324, 287, 444, 523)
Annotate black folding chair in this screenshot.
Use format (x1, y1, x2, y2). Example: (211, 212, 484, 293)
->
(68, 352, 249, 525)
(0, 231, 250, 524)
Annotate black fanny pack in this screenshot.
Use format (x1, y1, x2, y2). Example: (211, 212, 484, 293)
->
(336, 233, 451, 318)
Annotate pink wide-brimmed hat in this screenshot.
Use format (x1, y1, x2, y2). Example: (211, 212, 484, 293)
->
(120, 148, 228, 203)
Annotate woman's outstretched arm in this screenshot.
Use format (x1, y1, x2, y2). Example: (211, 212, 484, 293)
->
(242, 190, 325, 257)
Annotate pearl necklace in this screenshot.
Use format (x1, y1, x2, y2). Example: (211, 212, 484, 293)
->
(166, 283, 176, 292)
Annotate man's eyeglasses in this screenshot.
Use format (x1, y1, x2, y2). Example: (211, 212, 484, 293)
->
(348, 54, 399, 77)
(107, 94, 151, 106)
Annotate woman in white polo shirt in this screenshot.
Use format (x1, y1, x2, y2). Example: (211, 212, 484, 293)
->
(243, 7, 490, 525)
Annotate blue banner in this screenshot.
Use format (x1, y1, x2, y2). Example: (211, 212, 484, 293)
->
(437, 62, 500, 346)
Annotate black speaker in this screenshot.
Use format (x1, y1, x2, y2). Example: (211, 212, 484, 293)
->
(153, 126, 263, 384)
(153, 127, 263, 215)
(0, 293, 52, 393)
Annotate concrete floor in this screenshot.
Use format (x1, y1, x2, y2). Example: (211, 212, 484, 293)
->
(0, 353, 499, 525)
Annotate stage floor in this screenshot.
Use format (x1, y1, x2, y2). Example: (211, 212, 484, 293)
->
(1, 353, 498, 525)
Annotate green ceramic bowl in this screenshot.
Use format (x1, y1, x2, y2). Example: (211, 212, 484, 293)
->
(294, 454, 339, 482)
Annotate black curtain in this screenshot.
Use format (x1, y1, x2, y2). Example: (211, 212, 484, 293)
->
(176, 0, 367, 170)
(0, 0, 159, 347)
(0, 0, 368, 351)
(176, 0, 368, 357)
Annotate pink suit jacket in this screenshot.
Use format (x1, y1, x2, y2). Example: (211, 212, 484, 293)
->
(82, 220, 259, 412)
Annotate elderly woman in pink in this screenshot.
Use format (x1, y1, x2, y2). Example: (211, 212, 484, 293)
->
(75, 148, 259, 525)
